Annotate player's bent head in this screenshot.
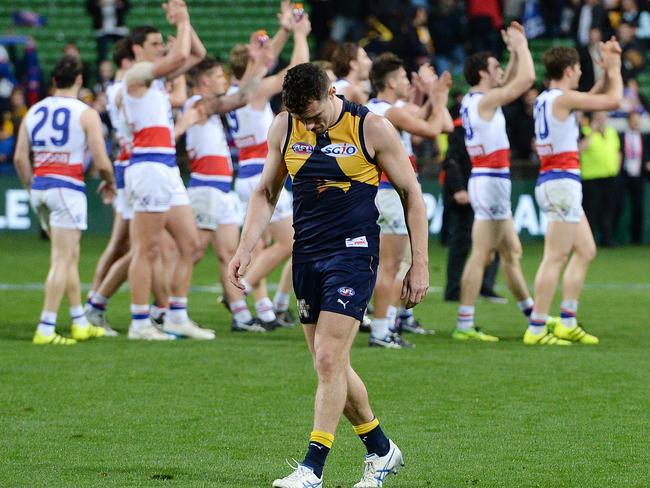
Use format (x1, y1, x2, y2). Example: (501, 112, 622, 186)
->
(543, 46, 580, 81)
(229, 44, 249, 80)
(332, 42, 360, 78)
(370, 52, 404, 93)
(113, 38, 135, 70)
(52, 55, 83, 89)
(283, 63, 331, 115)
(188, 56, 224, 90)
(464, 52, 494, 86)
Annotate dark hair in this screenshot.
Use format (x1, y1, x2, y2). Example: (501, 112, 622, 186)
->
(282, 63, 330, 115)
(113, 38, 134, 67)
(543, 47, 580, 81)
(332, 42, 359, 78)
(370, 52, 404, 92)
(229, 44, 249, 80)
(52, 55, 82, 89)
(464, 52, 492, 86)
(188, 56, 223, 87)
(129, 25, 160, 52)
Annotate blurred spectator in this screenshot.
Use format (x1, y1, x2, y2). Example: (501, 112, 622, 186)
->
(618, 20, 646, 80)
(442, 110, 501, 302)
(93, 90, 113, 156)
(330, 0, 367, 43)
(412, 7, 434, 57)
(9, 87, 27, 134)
(633, 1, 650, 39)
(580, 111, 622, 246)
(0, 45, 18, 113)
(93, 59, 114, 95)
(429, 0, 466, 76)
(0, 120, 15, 166)
(86, 0, 130, 66)
(63, 43, 92, 87)
(575, 0, 611, 46)
(615, 111, 650, 243)
(539, 0, 568, 38)
(466, 0, 503, 55)
(505, 86, 539, 161)
(577, 26, 604, 91)
(612, 77, 650, 116)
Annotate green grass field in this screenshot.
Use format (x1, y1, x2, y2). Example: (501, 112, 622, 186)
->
(1, 234, 649, 487)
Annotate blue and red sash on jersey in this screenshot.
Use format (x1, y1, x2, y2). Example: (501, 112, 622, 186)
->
(238, 141, 268, 178)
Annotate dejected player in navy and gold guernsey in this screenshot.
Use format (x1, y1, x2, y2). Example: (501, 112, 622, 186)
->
(229, 62, 429, 488)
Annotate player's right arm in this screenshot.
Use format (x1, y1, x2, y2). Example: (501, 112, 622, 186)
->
(81, 108, 116, 203)
(13, 119, 32, 189)
(229, 111, 290, 289)
(478, 22, 535, 119)
(554, 38, 623, 116)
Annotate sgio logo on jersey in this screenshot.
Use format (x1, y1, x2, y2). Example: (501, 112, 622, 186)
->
(321, 143, 358, 157)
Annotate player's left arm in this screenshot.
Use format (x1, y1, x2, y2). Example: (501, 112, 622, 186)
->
(229, 111, 290, 289)
(13, 119, 32, 189)
(81, 108, 116, 203)
(364, 113, 429, 307)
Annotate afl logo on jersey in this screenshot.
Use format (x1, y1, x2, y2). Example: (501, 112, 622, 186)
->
(338, 287, 356, 297)
(322, 143, 358, 157)
(292, 142, 314, 154)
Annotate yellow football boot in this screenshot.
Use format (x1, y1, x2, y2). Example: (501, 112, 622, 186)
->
(71, 324, 107, 341)
(33, 330, 77, 345)
(523, 326, 571, 345)
(452, 327, 499, 342)
(551, 318, 599, 345)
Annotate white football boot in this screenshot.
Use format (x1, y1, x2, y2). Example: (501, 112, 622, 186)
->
(272, 462, 323, 488)
(354, 439, 404, 487)
(163, 319, 215, 340)
(128, 323, 176, 341)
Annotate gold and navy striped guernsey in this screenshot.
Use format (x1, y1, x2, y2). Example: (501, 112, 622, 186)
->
(283, 98, 381, 263)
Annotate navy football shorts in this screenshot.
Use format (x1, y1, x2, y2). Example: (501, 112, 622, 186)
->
(292, 253, 378, 324)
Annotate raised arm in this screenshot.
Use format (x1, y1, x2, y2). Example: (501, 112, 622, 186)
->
(268, 1, 293, 59)
(500, 24, 519, 85)
(364, 113, 429, 307)
(479, 22, 535, 118)
(81, 108, 116, 202)
(152, 1, 191, 80)
(253, 14, 312, 105)
(202, 34, 273, 116)
(166, 26, 207, 79)
(13, 120, 32, 189)
(555, 38, 623, 116)
(229, 111, 290, 289)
